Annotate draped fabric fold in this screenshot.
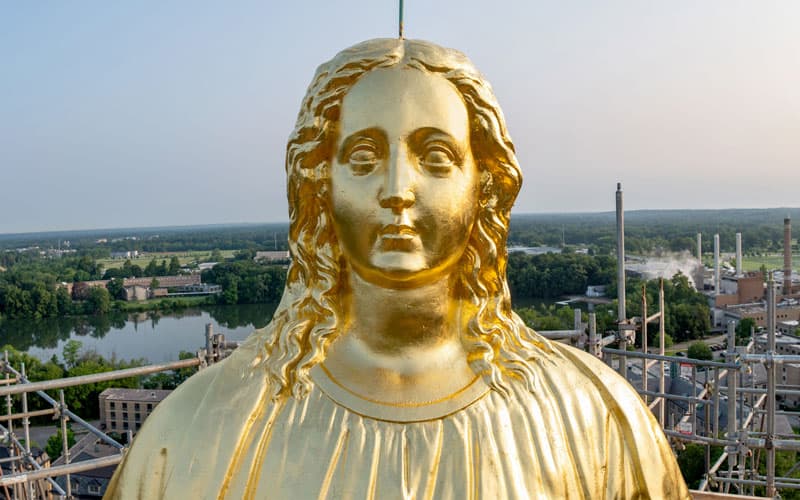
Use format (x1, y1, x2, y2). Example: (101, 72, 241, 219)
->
(105, 338, 689, 499)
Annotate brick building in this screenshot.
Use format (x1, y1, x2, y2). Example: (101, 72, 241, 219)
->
(715, 272, 764, 308)
(122, 274, 200, 288)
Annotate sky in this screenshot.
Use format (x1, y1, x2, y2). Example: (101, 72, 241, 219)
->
(1, 1, 798, 234)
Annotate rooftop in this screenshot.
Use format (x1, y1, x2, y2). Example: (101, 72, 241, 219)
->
(99, 388, 172, 402)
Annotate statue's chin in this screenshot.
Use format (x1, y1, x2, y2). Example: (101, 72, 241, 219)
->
(351, 253, 452, 289)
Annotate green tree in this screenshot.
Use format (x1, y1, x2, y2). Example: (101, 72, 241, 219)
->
(687, 341, 713, 361)
(210, 249, 223, 262)
(168, 256, 181, 275)
(62, 352, 142, 417)
(55, 286, 73, 315)
(142, 351, 198, 389)
(234, 249, 256, 261)
(221, 277, 238, 305)
(515, 304, 579, 331)
(120, 259, 143, 278)
(150, 278, 160, 290)
(0, 345, 65, 416)
(145, 258, 159, 277)
(85, 286, 111, 315)
(46, 427, 75, 460)
(62, 339, 83, 369)
(106, 278, 126, 301)
(652, 332, 674, 348)
(677, 443, 723, 489)
(75, 255, 100, 279)
(736, 318, 757, 344)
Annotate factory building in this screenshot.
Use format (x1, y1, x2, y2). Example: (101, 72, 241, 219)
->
(724, 302, 800, 331)
(707, 217, 798, 329)
(715, 272, 765, 307)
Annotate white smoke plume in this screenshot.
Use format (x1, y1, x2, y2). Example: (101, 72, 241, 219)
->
(626, 251, 705, 289)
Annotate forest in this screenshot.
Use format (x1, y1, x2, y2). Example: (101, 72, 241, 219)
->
(2, 207, 797, 256)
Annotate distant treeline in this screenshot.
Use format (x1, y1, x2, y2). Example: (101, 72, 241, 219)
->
(507, 252, 616, 299)
(1, 248, 618, 320)
(2, 207, 798, 321)
(201, 257, 287, 306)
(0, 255, 107, 318)
(2, 208, 799, 256)
(1, 248, 717, 344)
(510, 208, 800, 255)
(0, 223, 290, 254)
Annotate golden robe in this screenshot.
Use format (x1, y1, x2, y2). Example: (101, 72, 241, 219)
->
(105, 333, 690, 499)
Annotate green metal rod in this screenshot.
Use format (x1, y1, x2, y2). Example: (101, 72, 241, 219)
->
(399, 0, 404, 38)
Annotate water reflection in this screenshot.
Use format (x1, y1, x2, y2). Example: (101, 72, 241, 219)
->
(0, 303, 278, 363)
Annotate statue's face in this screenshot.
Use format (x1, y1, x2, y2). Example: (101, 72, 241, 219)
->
(331, 67, 479, 288)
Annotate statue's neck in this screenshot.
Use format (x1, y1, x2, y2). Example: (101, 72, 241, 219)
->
(347, 272, 456, 352)
(320, 271, 478, 406)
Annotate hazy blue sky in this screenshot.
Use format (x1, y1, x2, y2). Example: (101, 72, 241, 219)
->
(2, 2, 798, 234)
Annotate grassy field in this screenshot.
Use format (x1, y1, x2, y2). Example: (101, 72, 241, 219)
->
(742, 253, 799, 272)
(97, 250, 237, 270)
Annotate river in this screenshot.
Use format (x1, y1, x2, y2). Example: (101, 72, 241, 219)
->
(0, 304, 278, 364)
(0, 299, 575, 364)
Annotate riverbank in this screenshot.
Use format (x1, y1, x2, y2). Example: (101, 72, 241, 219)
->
(113, 295, 212, 313)
(2, 303, 277, 364)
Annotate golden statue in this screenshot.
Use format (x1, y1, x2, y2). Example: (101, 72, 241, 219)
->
(106, 39, 689, 499)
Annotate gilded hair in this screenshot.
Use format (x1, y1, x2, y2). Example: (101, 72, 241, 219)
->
(252, 39, 555, 399)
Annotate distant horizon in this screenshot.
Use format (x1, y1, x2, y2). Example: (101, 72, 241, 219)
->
(3, 205, 799, 239)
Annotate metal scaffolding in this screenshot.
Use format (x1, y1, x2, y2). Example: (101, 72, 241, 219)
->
(0, 275, 796, 498)
(601, 273, 800, 497)
(0, 326, 236, 499)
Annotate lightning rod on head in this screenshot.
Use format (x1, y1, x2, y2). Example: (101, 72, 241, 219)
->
(399, 0, 404, 39)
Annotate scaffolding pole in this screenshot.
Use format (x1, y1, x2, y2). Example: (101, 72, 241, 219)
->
(641, 284, 648, 404)
(767, 273, 777, 497)
(659, 279, 666, 428)
(0, 407, 56, 422)
(60, 390, 72, 500)
(20, 363, 34, 500)
(0, 357, 201, 398)
(0, 454, 122, 488)
(0, 421, 67, 497)
(2, 363, 125, 451)
(725, 321, 738, 494)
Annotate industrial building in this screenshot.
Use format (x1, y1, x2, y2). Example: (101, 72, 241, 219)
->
(707, 217, 798, 330)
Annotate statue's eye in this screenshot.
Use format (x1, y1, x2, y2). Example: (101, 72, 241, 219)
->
(348, 142, 379, 175)
(420, 144, 457, 175)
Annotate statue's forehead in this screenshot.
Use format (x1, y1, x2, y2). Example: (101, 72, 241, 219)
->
(338, 67, 469, 141)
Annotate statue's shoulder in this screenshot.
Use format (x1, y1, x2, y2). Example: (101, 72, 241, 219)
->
(105, 334, 269, 499)
(547, 342, 643, 401)
(149, 334, 267, 429)
(540, 342, 690, 499)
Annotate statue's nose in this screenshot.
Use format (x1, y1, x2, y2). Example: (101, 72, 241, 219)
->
(379, 144, 416, 212)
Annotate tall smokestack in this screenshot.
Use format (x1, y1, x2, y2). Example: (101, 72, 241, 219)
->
(697, 233, 702, 262)
(714, 234, 720, 295)
(785, 217, 792, 295)
(616, 183, 626, 322)
(736, 232, 742, 277)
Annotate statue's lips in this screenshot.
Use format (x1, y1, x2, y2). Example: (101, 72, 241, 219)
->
(378, 224, 418, 251)
(379, 224, 416, 238)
